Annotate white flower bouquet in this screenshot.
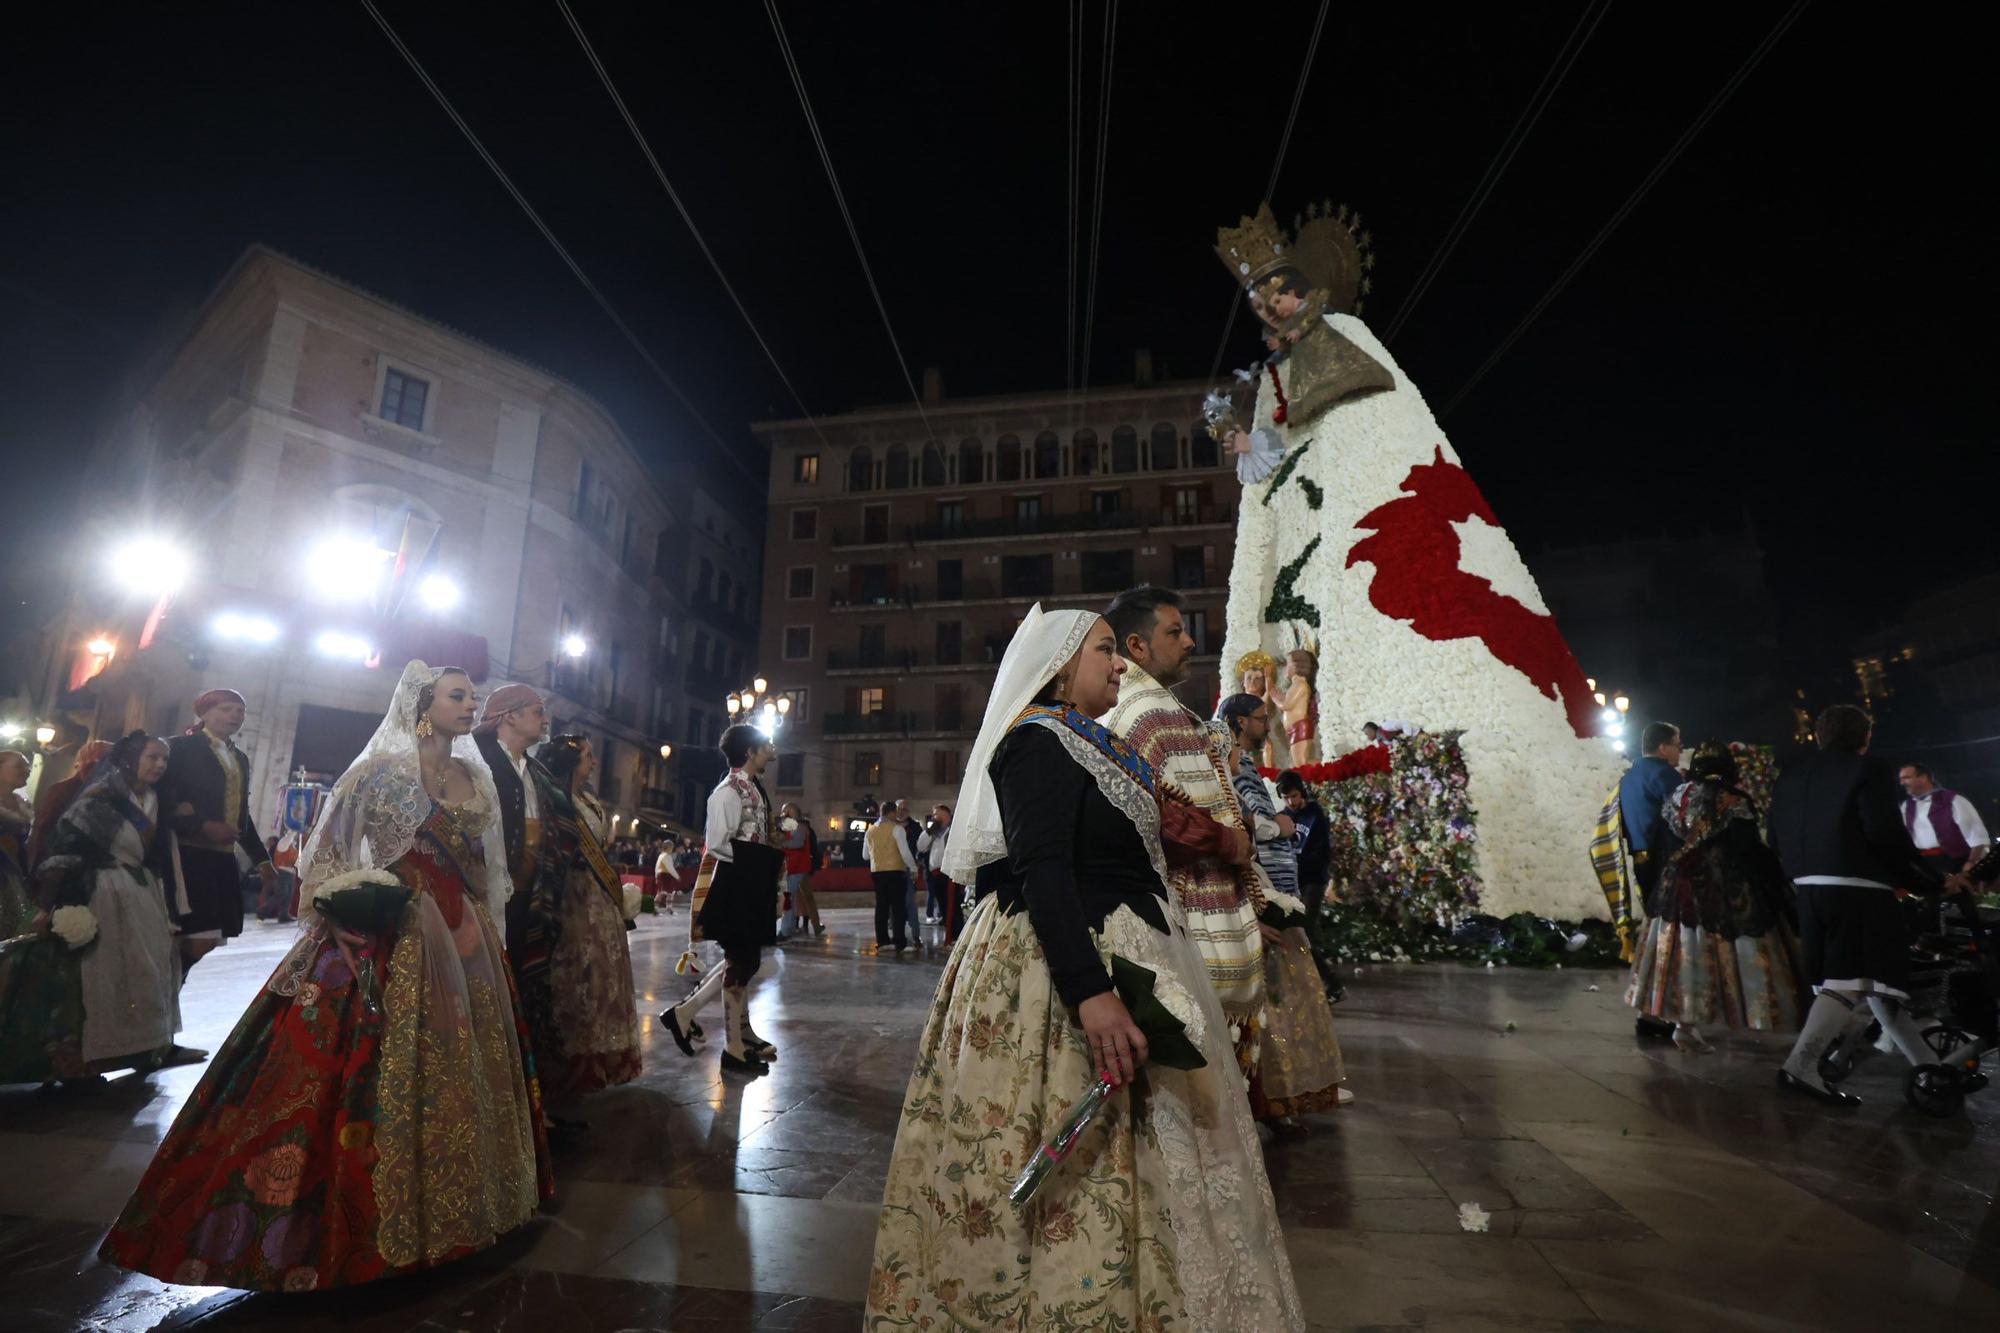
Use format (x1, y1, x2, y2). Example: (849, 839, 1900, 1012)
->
(49, 905, 98, 950)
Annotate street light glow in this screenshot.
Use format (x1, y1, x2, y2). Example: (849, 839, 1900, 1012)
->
(561, 633, 588, 659)
(110, 537, 191, 598)
(0, 721, 22, 742)
(418, 574, 462, 611)
(213, 611, 281, 644)
(775, 696, 791, 715)
(725, 696, 741, 716)
(1600, 708, 1618, 725)
(34, 724, 57, 746)
(306, 536, 394, 601)
(314, 629, 373, 662)
(752, 676, 768, 695)
(658, 743, 673, 759)
(85, 636, 115, 657)
(1613, 739, 1627, 753)
(1613, 695, 1631, 714)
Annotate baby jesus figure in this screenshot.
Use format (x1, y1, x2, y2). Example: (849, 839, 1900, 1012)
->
(1281, 647, 1320, 766)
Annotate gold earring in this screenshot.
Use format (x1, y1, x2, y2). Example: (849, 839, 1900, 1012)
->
(416, 715, 435, 738)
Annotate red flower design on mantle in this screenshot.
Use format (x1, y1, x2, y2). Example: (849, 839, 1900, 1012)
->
(1346, 447, 1597, 739)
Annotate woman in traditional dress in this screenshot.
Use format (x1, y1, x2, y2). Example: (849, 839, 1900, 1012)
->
(1218, 694, 1350, 1130)
(869, 606, 1303, 1330)
(538, 734, 641, 1096)
(775, 801, 821, 940)
(100, 662, 553, 1292)
(0, 748, 35, 938)
(0, 732, 181, 1086)
(1627, 741, 1805, 1052)
(26, 737, 113, 872)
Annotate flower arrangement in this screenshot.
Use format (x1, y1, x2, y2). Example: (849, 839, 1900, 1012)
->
(1317, 730, 1483, 939)
(1728, 742, 1780, 840)
(1259, 743, 1391, 786)
(49, 905, 98, 950)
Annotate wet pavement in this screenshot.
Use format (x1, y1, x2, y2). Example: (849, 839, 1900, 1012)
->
(2, 910, 1997, 1331)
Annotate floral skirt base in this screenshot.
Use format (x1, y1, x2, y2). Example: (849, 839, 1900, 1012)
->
(1626, 916, 1805, 1031)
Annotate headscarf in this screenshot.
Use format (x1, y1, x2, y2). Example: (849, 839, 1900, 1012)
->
(298, 660, 513, 907)
(940, 604, 1098, 885)
(476, 683, 543, 732)
(193, 688, 246, 718)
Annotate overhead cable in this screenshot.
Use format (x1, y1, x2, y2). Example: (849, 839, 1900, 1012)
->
(1076, 0, 1120, 398)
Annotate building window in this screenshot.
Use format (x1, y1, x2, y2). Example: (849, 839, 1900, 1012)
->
(1191, 426, 1220, 468)
(1081, 548, 1134, 593)
(686, 707, 706, 745)
(1184, 609, 1210, 655)
(936, 500, 964, 533)
(853, 751, 884, 787)
(995, 435, 1022, 482)
(936, 682, 965, 730)
(932, 749, 962, 785)
(790, 508, 818, 541)
(783, 625, 812, 661)
(858, 624, 887, 665)
(1111, 425, 1140, 473)
(920, 442, 947, 487)
(380, 367, 430, 431)
(856, 563, 893, 603)
(858, 686, 887, 717)
(794, 453, 820, 484)
(884, 444, 911, 490)
(776, 752, 805, 789)
(1172, 544, 1211, 589)
(1090, 489, 1123, 515)
(937, 558, 963, 600)
(1073, 429, 1099, 476)
(1013, 495, 1041, 524)
(1151, 422, 1181, 471)
(848, 446, 874, 492)
(936, 620, 962, 666)
(958, 438, 984, 484)
(1171, 487, 1203, 524)
(787, 566, 815, 600)
(862, 503, 891, 544)
(780, 687, 809, 722)
(1034, 431, 1062, 479)
(1001, 553, 1054, 598)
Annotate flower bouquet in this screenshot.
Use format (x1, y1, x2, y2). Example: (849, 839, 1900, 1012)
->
(1009, 954, 1206, 1207)
(310, 869, 411, 1017)
(49, 905, 98, 950)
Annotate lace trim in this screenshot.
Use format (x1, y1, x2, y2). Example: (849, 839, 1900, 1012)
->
(1017, 715, 1181, 929)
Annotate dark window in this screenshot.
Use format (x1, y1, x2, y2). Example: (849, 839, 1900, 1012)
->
(697, 559, 714, 599)
(776, 752, 805, 789)
(936, 500, 964, 533)
(610, 640, 624, 708)
(932, 749, 962, 785)
(1081, 549, 1134, 593)
(936, 620, 962, 666)
(380, 368, 429, 431)
(920, 443, 947, 487)
(1091, 490, 1123, 515)
(1034, 431, 1062, 478)
(853, 751, 884, 786)
(863, 504, 890, 544)
(576, 458, 597, 521)
(1073, 429, 1098, 476)
(1184, 609, 1209, 655)
(1171, 488, 1202, 523)
(1191, 427, 1220, 469)
(794, 453, 820, 484)
(1172, 545, 1208, 589)
(788, 566, 815, 599)
(937, 559, 963, 600)
(884, 444, 911, 490)
(857, 564, 892, 603)
(790, 509, 818, 540)
(936, 683, 965, 730)
(686, 707, 705, 745)
(1014, 495, 1041, 524)
(859, 624, 887, 665)
(1001, 553, 1053, 598)
(1111, 426, 1140, 473)
(654, 528, 675, 577)
(783, 626, 812, 659)
(848, 447, 874, 492)
(1150, 422, 1180, 471)
(995, 435, 1022, 482)
(958, 438, 984, 484)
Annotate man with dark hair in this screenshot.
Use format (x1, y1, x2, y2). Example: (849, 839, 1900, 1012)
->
(658, 724, 782, 1074)
(160, 688, 274, 977)
(1898, 761, 1990, 877)
(865, 797, 917, 955)
(917, 803, 955, 941)
(1771, 705, 1979, 1104)
(1277, 770, 1333, 925)
(1604, 721, 1684, 1040)
(1103, 585, 1188, 676)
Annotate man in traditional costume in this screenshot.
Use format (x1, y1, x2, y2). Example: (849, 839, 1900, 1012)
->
(1593, 721, 1684, 1039)
(159, 688, 274, 977)
(1100, 586, 1269, 1068)
(1899, 762, 1990, 878)
(473, 683, 571, 1119)
(657, 724, 783, 1074)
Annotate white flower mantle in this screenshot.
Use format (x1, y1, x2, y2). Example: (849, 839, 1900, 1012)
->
(1221, 315, 1623, 920)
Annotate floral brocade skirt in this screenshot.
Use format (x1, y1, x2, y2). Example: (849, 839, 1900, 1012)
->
(1250, 929, 1347, 1119)
(869, 896, 1303, 1331)
(546, 871, 642, 1096)
(99, 889, 553, 1291)
(1625, 915, 1806, 1031)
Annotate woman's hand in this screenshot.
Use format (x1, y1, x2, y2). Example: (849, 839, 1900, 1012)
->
(1257, 921, 1286, 947)
(329, 925, 368, 948)
(1077, 990, 1148, 1087)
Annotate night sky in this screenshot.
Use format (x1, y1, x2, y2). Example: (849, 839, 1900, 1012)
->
(2, 2, 1988, 702)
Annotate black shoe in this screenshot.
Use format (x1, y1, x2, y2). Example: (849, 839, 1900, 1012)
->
(746, 1039, 778, 1061)
(1965, 1070, 1990, 1094)
(658, 1008, 697, 1057)
(720, 1048, 769, 1075)
(688, 1021, 705, 1044)
(1635, 1015, 1675, 1042)
(1777, 1068, 1861, 1106)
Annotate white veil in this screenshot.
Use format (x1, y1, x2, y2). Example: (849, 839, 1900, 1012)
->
(940, 604, 1097, 885)
(298, 659, 514, 908)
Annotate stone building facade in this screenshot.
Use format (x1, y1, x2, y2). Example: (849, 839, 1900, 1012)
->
(34, 245, 730, 842)
(751, 369, 1241, 841)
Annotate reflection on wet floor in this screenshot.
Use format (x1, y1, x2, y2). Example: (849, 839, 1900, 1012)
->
(1, 908, 1996, 1331)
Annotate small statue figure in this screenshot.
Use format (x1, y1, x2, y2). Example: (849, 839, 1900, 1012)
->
(1281, 645, 1320, 766)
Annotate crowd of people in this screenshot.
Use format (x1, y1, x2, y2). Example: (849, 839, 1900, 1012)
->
(1598, 709, 1991, 1106)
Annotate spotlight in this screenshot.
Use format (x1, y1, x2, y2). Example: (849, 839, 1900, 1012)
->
(109, 538, 190, 598)
(0, 720, 23, 742)
(560, 633, 588, 659)
(213, 611, 281, 644)
(418, 575, 461, 612)
(306, 536, 393, 601)
(314, 629, 372, 662)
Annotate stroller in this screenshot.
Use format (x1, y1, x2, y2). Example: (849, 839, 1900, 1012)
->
(1818, 880, 2000, 1117)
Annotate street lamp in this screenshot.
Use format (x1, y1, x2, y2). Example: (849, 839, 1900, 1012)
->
(727, 677, 785, 732)
(659, 743, 673, 760)
(561, 633, 588, 659)
(34, 724, 57, 746)
(109, 537, 190, 598)
(1613, 694, 1630, 714)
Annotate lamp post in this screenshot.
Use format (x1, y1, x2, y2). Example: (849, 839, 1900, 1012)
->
(724, 677, 788, 737)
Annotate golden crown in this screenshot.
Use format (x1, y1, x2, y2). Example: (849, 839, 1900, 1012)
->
(1215, 203, 1291, 288)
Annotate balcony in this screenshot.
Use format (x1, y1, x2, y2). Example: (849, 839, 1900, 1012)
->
(821, 711, 976, 738)
(831, 506, 1235, 549)
(825, 647, 996, 676)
